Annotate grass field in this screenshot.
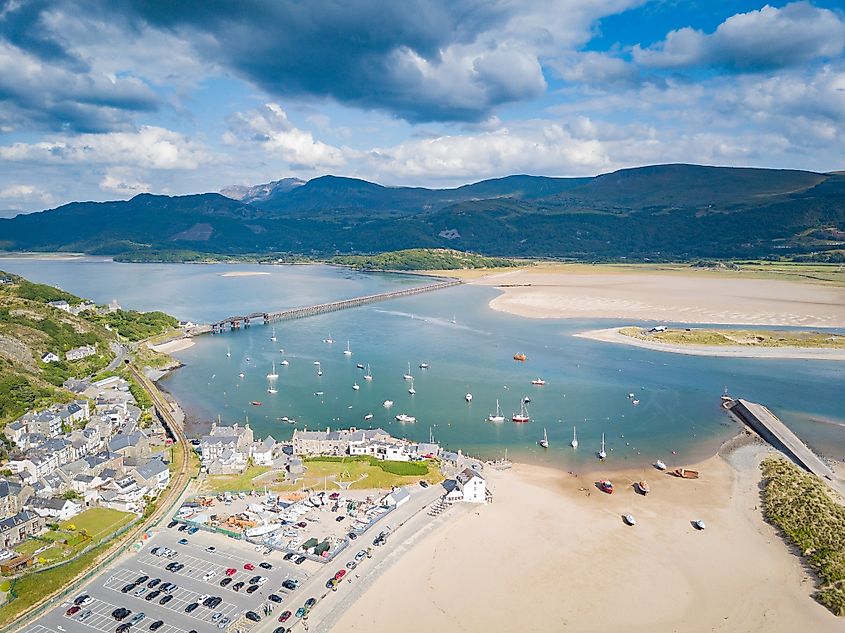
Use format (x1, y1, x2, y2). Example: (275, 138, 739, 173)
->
(201, 458, 443, 493)
(61, 507, 135, 539)
(620, 327, 845, 349)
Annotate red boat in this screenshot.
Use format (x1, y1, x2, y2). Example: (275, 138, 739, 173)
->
(513, 353, 526, 362)
(598, 480, 614, 494)
(251, 401, 262, 406)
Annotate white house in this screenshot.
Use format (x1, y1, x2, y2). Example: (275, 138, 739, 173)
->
(455, 467, 487, 504)
(41, 352, 60, 363)
(47, 300, 71, 313)
(382, 487, 411, 508)
(251, 436, 276, 466)
(66, 345, 97, 362)
(27, 497, 82, 521)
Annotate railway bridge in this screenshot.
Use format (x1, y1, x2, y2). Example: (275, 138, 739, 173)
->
(210, 277, 462, 331)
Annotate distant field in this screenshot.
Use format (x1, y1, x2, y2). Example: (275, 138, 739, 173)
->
(61, 507, 135, 539)
(620, 327, 845, 349)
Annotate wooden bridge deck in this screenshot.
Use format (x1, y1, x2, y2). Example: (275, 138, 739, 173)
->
(210, 277, 461, 330)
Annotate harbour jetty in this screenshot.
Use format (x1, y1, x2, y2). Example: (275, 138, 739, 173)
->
(728, 398, 844, 497)
(210, 277, 461, 331)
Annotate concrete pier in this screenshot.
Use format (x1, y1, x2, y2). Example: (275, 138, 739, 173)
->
(729, 398, 844, 497)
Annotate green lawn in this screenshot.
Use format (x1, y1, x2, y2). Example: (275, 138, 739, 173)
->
(61, 508, 135, 540)
(202, 465, 271, 493)
(270, 458, 442, 493)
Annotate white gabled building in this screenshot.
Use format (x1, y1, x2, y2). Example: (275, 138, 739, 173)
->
(455, 467, 487, 504)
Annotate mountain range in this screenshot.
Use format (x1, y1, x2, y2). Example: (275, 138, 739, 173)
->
(1, 164, 843, 261)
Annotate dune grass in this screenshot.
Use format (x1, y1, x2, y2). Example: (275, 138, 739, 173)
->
(761, 457, 845, 616)
(621, 327, 845, 349)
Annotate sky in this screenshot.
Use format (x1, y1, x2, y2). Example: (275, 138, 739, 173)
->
(1, 0, 844, 213)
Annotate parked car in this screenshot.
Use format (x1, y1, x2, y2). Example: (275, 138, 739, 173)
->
(246, 585, 259, 594)
(217, 617, 230, 629)
(334, 569, 346, 581)
(159, 595, 173, 606)
(232, 581, 244, 592)
(116, 623, 131, 633)
(185, 603, 198, 613)
(274, 627, 286, 633)
(147, 578, 161, 588)
(257, 577, 268, 586)
(304, 598, 317, 609)
(202, 571, 215, 581)
(188, 527, 200, 534)
(129, 613, 146, 625)
(325, 579, 337, 589)
(346, 561, 357, 570)
(419, 480, 429, 488)
(197, 594, 209, 603)
(225, 567, 237, 576)
(245, 611, 261, 622)
(283, 553, 294, 561)
(178, 538, 188, 545)
(211, 612, 223, 622)
(259, 561, 272, 570)
(243, 563, 255, 570)
(295, 608, 305, 618)
(282, 578, 300, 590)
(167, 521, 178, 528)
(205, 546, 216, 552)
(136, 575, 150, 584)
(149, 620, 164, 631)
(268, 594, 283, 603)
(65, 606, 81, 617)
(294, 556, 306, 565)
(355, 550, 367, 561)
(249, 575, 261, 584)
(112, 608, 131, 620)
(133, 587, 147, 597)
(78, 610, 93, 622)
(335, 516, 345, 522)
(73, 594, 89, 606)
(178, 525, 188, 532)
(145, 591, 161, 601)
(121, 584, 136, 594)
(295, 522, 307, 529)
(219, 578, 232, 587)
(279, 610, 292, 622)
(348, 532, 358, 540)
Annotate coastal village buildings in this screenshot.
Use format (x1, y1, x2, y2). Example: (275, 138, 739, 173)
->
(65, 344, 97, 361)
(454, 467, 488, 504)
(0, 375, 173, 548)
(291, 427, 439, 462)
(198, 422, 279, 474)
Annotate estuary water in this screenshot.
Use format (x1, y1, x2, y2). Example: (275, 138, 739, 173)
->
(2, 256, 843, 470)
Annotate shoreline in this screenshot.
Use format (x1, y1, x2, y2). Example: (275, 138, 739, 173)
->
(330, 435, 841, 632)
(148, 338, 195, 354)
(575, 327, 845, 360)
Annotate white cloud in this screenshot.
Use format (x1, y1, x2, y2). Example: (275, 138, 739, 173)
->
(0, 126, 211, 170)
(226, 103, 346, 169)
(99, 168, 151, 195)
(634, 2, 845, 70)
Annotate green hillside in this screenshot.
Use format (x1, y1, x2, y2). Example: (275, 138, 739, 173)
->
(0, 272, 177, 426)
(330, 248, 520, 270)
(1, 165, 843, 261)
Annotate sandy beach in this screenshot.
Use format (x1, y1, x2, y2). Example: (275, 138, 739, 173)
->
(148, 338, 194, 354)
(219, 271, 271, 277)
(331, 443, 839, 633)
(576, 327, 845, 360)
(475, 268, 845, 327)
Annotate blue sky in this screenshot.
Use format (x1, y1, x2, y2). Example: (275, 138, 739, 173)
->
(0, 0, 844, 213)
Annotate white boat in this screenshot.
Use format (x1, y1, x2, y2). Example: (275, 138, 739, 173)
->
(598, 433, 607, 459)
(383, 400, 393, 408)
(317, 370, 323, 376)
(488, 399, 505, 423)
(343, 340, 353, 356)
(356, 363, 364, 369)
(632, 399, 640, 405)
(270, 327, 277, 342)
(628, 392, 635, 399)
(313, 361, 321, 365)
(571, 426, 579, 448)
(693, 519, 706, 530)
(403, 362, 413, 380)
(539, 428, 549, 449)
(267, 380, 277, 395)
(280, 359, 289, 366)
(408, 378, 416, 395)
(363, 364, 372, 381)
(267, 362, 278, 379)
(395, 413, 416, 423)
(531, 378, 546, 386)
(246, 523, 283, 538)
(419, 362, 430, 369)
(624, 514, 637, 526)
(364, 413, 373, 421)
(352, 383, 360, 391)
(226, 347, 231, 358)
(323, 334, 334, 344)
(512, 399, 530, 423)
(450, 314, 456, 324)
(238, 372, 245, 379)
(654, 459, 667, 470)
(465, 393, 472, 402)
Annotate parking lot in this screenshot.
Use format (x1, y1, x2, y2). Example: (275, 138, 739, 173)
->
(22, 480, 447, 633)
(27, 520, 314, 633)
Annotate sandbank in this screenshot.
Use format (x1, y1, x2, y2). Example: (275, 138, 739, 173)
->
(474, 268, 845, 327)
(576, 327, 845, 360)
(218, 271, 271, 277)
(331, 444, 839, 633)
(148, 338, 194, 354)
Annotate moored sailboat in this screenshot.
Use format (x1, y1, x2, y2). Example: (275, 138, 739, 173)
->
(598, 433, 607, 459)
(539, 428, 549, 448)
(488, 399, 505, 422)
(571, 426, 579, 448)
(512, 399, 530, 423)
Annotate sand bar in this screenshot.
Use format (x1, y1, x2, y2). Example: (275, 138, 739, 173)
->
(148, 338, 194, 354)
(219, 271, 271, 277)
(475, 268, 845, 327)
(576, 327, 845, 360)
(332, 445, 839, 633)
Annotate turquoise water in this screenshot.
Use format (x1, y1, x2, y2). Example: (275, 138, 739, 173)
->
(3, 257, 843, 469)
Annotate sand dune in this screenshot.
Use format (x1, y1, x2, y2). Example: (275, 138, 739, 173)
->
(476, 269, 845, 327)
(332, 444, 839, 633)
